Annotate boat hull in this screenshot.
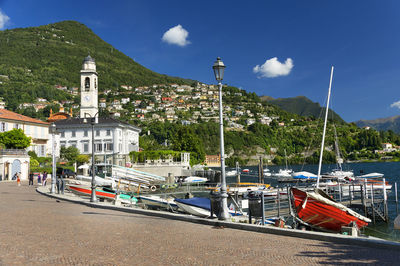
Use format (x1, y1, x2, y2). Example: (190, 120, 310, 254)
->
(68, 184, 116, 200)
(291, 188, 369, 232)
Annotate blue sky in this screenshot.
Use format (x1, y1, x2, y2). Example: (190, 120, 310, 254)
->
(1, 0, 400, 122)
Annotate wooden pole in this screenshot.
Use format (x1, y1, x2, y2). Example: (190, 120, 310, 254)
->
(338, 182, 342, 202)
(236, 161, 240, 184)
(277, 188, 281, 218)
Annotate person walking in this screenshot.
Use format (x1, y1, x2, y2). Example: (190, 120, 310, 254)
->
(42, 171, 47, 186)
(17, 172, 21, 186)
(28, 172, 34, 186)
(37, 173, 41, 185)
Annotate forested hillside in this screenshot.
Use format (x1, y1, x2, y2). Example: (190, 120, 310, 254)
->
(0, 20, 193, 110)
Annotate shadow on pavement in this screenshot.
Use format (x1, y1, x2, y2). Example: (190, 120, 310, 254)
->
(297, 242, 400, 264)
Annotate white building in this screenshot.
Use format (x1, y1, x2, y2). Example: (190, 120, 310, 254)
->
(55, 56, 141, 166)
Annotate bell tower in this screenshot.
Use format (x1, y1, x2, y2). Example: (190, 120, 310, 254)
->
(80, 55, 98, 118)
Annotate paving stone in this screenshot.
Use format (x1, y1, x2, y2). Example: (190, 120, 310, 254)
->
(0, 181, 399, 265)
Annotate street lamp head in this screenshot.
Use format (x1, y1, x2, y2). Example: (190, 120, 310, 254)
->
(49, 123, 57, 134)
(213, 57, 226, 81)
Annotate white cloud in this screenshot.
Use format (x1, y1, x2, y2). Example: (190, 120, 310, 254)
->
(253, 57, 294, 78)
(162, 24, 190, 47)
(390, 101, 400, 109)
(0, 9, 10, 30)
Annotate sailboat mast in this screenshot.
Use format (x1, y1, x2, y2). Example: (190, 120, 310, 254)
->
(317, 66, 334, 188)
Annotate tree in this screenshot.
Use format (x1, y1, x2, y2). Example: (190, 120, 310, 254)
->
(76, 154, 90, 164)
(0, 129, 31, 149)
(60, 146, 80, 163)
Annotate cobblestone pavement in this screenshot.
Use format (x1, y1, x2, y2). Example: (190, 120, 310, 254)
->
(1, 181, 400, 265)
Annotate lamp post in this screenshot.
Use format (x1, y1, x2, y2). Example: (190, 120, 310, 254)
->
(213, 57, 230, 220)
(84, 113, 99, 202)
(50, 123, 57, 194)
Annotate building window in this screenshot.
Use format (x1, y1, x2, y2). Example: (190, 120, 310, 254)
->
(40, 145, 45, 156)
(104, 143, 113, 151)
(106, 129, 111, 136)
(0, 122, 5, 132)
(84, 130, 88, 137)
(84, 143, 89, 152)
(72, 131, 76, 137)
(60, 132, 65, 138)
(96, 130, 100, 136)
(60, 141, 66, 148)
(14, 123, 19, 129)
(95, 143, 103, 152)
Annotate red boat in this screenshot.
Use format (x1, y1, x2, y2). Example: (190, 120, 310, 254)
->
(290, 187, 371, 232)
(68, 184, 116, 200)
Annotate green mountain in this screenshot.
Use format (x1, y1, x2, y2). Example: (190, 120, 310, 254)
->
(0, 20, 194, 110)
(355, 115, 400, 133)
(261, 95, 345, 123)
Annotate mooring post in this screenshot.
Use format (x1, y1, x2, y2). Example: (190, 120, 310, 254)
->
(349, 184, 353, 205)
(395, 182, 399, 215)
(361, 181, 367, 217)
(338, 182, 342, 202)
(261, 192, 265, 226)
(383, 178, 388, 222)
(258, 156, 264, 184)
(371, 183, 375, 224)
(236, 161, 240, 184)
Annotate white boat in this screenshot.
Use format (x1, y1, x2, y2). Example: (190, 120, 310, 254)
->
(263, 168, 272, 177)
(174, 197, 243, 217)
(292, 171, 317, 180)
(357, 172, 384, 179)
(226, 170, 237, 176)
(274, 149, 293, 177)
(274, 168, 293, 178)
(182, 176, 208, 184)
(174, 197, 211, 217)
(139, 195, 179, 211)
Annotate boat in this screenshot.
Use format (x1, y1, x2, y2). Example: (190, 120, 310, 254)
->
(139, 195, 179, 211)
(356, 172, 384, 179)
(182, 176, 208, 184)
(226, 170, 238, 176)
(325, 127, 354, 180)
(263, 167, 272, 177)
(242, 169, 250, 173)
(292, 171, 317, 180)
(174, 197, 244, 217)
(290, 187, 371, 232)
(275, 169, 293, 178)
(274, 149, 293, 178)
(290, 67, 371, 232)
(174, 197, 211, 217)
(67, 184, 137, 204)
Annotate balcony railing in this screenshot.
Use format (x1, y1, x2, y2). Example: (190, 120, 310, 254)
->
(0, 149, 28, 156)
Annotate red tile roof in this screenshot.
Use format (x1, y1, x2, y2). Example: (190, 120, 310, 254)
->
(0, 109, 49, 125)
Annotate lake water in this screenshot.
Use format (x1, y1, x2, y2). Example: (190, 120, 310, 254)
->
(224, 162, 400, 242)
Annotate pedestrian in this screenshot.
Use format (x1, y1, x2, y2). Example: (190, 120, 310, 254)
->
(17, 172, 21, 186)
(42, 171, 47, 186)
(37, 173, 41, 185)
(29, 172, 34, 186)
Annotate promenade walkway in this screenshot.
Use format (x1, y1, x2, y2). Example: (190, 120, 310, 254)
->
(0, 181, 399, 265)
